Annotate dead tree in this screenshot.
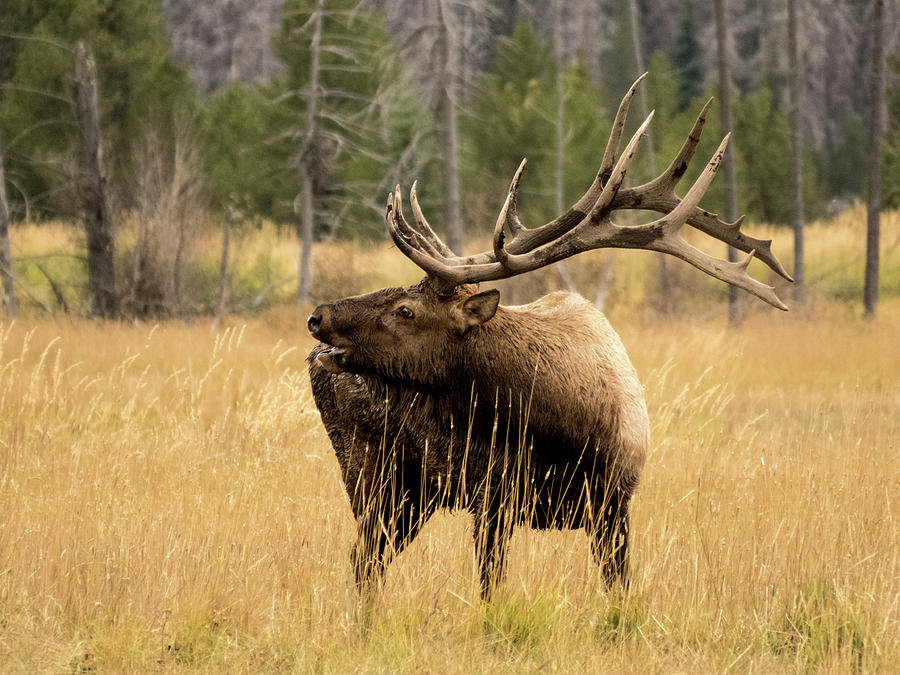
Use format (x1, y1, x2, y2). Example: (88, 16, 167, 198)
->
(864, 0, 885, 318)
(788, 0, 805, 304)
(296, 0, 323, 304)
(432, 0, 463, 254)
(0, 130, 18, 317)
(714, 0, 741, 321)
(75, 42, 116, 318)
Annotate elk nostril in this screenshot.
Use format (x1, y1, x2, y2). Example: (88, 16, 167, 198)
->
(307, 312, 322, 335)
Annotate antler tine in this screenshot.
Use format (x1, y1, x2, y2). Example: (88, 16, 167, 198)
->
(387, 185, 446, 259)
(485, 134, 788, 310)
(387, 186, 504, 291)
(612, 100, 793, 282)
(660, 132, 731, 232)
(501, 76, 649, 257)
(684, 211, 793, 281)
(410, 181, 456, 258)
(492, 187, 514, 268)
(501, 159, 528, 237)
(392, 184, 496, 269)
(387, 188, 442, 272)
(640, 135, 789, 309)
(499, 110, 654, 267)
(492, 114, 655, 274)
(586, 112, 654, 226)
(598, 72, 647, 187)
(490, 113, 655, 276)
(653, 97, 713, 191)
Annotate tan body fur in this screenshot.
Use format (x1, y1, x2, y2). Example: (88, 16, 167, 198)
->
(467, 291, 649, 491)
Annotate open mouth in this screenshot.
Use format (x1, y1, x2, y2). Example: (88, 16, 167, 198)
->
(316, 344, 349, 373)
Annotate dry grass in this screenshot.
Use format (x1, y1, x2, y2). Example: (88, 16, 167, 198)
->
(1, 207, 899, 671)
(0, 291, 897, 672)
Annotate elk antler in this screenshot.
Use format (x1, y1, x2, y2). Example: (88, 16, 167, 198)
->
(386, 74, 792, 310)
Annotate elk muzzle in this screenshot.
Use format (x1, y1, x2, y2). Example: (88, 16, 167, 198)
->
(308, 304, 349, 373)
(307, 304, 333, 341)
(306, 311, 322, 335)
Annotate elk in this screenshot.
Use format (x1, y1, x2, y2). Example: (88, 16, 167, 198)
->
(306, 75, 791, 600)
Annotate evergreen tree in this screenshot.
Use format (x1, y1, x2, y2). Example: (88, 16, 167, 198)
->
(734, 85, 820, 224)
(463, 22, 556, 223)
(462, 22, 608, 229)
(601, 0, 640, 108)
(816, 113, 867, 201)
(201, 82, 294, 219)
(735, 86, 790, 223)
(643, 51, 727, 217)
(0, 0, 195, 217)
(671, 1, 704, 113)
(642, 50, 681, 179)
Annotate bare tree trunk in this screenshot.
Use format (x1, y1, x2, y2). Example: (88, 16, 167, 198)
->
(173, 215, 186, 314)
(0, 130, 18, 317)
(75, 42, 117, 318)
(436, 0, 463, 254)
(594, 252, 616, 312)
(129, 203, 149, 315)
(758, 0, 778, 93)
(217, 207, 234, 320)
(551, 0, 576, 293)
(864, 0, 885, 318)
(459, 4, 475, 100)
(714, 0, 741, 322)
(298, 162, 315, 304)
(440, 89, 462, 254)
(628, 0, 668, 312)
(553, 0, 565, 219)
(788, 0, 805, 305)
(297, 0, 323, 304)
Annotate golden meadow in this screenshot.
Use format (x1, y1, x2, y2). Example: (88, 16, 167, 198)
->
(0, 206, 898, 672)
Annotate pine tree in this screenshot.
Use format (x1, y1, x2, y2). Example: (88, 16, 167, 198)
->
(601, 0, 640, 106)
(734, 86, 792, 224)
(463, 21, 607, 231)
(0, 0, 195, 217)
(201, 83, 293, 219)
(671, 1, 704, 113)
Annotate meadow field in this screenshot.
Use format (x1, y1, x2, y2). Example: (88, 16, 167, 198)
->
(0, 209, 899, 672)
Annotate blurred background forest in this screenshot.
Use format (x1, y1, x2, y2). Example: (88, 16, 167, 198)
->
(0, 0, 898, 319)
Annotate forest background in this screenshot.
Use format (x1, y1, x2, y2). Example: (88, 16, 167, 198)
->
(0, 0, 898, 317)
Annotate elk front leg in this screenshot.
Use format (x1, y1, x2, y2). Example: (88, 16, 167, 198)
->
(351, 458, 433, 595)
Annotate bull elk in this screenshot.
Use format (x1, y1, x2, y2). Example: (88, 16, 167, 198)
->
(306, 75, 791, 600)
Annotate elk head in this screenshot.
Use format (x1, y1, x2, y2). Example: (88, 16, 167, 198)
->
(307, 281, 499, 383)
(309, 74, 791, 379)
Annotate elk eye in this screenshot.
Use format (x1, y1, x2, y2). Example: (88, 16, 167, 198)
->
(396, 305, 414, 319)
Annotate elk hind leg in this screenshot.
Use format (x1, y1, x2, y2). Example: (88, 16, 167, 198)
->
(589, 486, 631, 588)
(472, 493, 514, 601)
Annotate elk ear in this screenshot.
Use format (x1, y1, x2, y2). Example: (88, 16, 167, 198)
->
(454, 289, 500, 333)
